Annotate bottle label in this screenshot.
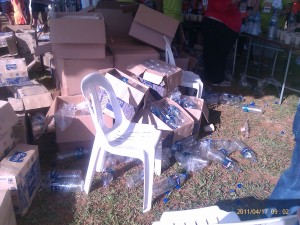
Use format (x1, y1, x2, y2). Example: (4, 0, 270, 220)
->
(262, 1, 272, 13)
(222, 157, 233, 169)
(9, 151, 27, 163)
(219, 148, 229, 156)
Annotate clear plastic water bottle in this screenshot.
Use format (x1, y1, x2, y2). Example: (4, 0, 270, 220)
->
(170, 135, 198, 153)
(175, 151, 210, 172)
(200, 140, 242, 173)
(45, 169, 82, 181)
(153, 173, 188, 196)
(101, 170, 114, 188)
(268, 12, 278, 40)
(219, 93, 244, 106)
(232, 140, 258, 162)
(252, 12, 261, 35)
(242, 106, 263, 113)
(126, 170, 144, 188)
(247, 10, 254, 34)
(53, 147, 91, 164)
(43, 178, 84, 192)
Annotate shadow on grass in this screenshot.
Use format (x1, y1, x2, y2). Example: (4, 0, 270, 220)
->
(215, 196, 300, 221)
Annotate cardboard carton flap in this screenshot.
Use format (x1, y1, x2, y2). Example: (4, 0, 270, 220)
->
(0, 100, 18, 135)
(143, 69, 164, 85)
(134, 4, 179, 38)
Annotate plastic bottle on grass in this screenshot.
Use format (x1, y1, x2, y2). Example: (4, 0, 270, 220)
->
(126, 170, 144, 188)
(153, 173, 188, 196)
(232, 140, 258, 162)
(242, 106, 263, 113)
(44, 169, 83, 180)
(54, 147, 90, 164)
(175, 151, 210, 172)
(43, 178, 84, 192)
(171, 135, 198, 153)
(101, 170, 114, 187)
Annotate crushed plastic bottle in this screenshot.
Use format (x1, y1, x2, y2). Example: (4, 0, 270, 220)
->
(203, 93, 244, 106)
(153, 173, 188, 196)
(170, 135, 198, 153)
(175, 151, 210, 172)
(126, 169, 144, 188)
(199, 139, 242, 173)
(242, 106, 263, 113)
(101, 170, 114, 187)
(232, 140, 258, 162)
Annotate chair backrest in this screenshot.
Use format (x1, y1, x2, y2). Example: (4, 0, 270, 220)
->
(81, 72, 126, 135)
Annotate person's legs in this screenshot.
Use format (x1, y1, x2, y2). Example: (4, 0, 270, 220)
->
(202, 17, 238, 84)
(1, 1, 14, 25)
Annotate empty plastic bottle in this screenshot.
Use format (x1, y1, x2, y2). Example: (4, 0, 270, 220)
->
(267, 12, 278, 40)
(44, 169, 82, 181)
(252, 12, 261, 35)
(53, 147, 91, 164)
(232, 140, 258, 162)
(43, 178, 84, 192)
(126, 169, 144, 188)
(242, 106, 263, 113)
(200, 140, 242, 173)
(170, 135, 198, 153)
(175, 151, 210, 172)
(153, 173, 188, 196)
(101, 170, 114, 187)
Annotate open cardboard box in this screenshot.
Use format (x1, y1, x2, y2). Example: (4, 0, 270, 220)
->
(0, 31, 18, 57)
(0, 143, 41, 216)
(129, 4, 179, 50)
(98, 68, 149, 121)
(127, 59, 182, 97)
(134, 97, 194, 145)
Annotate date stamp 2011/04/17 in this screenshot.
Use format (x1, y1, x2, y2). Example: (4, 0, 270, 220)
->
(236, 208, 290, 215)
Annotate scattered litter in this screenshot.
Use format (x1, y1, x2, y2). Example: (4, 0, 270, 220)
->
(280, 131, 285, 135)
(240, 120, 250, 138)
(203, 124, 215, 132)
(237, 183, 243, 189)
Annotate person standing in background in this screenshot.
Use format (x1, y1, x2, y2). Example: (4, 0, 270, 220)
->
(0, 0, 14, 28)
(31, 0, 50, 32)
(11, 0, 26, 25)
(202, 0, 242, 86)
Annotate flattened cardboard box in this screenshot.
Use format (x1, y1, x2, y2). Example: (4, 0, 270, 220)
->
(129, 4, 179, 50)
(99, 68, 149, 121)
(55, 53, 113, 96)
(0, 128, 16, 161)
(0, 58, 29, 87)
(0, 190, 17, 225)
(0, 100, 18, 135)
(44, 95, 96, 144)
(127, 59, 182, 97)
(0, 143, 41, 216)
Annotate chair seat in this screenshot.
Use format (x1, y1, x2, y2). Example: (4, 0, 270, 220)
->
(107, 123, 161, 150)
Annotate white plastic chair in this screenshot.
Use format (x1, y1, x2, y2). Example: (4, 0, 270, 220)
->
(164, 36, 203, 98)
(81, 72, 162, 213)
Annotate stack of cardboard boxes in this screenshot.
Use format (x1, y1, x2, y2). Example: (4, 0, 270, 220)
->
(0, 101, 42, 218)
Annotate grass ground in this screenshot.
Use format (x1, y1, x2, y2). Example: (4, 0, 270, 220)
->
(15, 43, 300, 224)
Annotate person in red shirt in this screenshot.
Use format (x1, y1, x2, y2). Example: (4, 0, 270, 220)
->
(202, 0, 242, 86)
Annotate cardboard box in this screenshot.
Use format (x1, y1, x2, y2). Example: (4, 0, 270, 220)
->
(100, 68, 149, 121)
(50, 13, 106, 44)
(134, 97, 194, 144)
(0, 58, 29, 87)
(44, 95, 96, 144)
(108, 42, 159, 73)
(12, 112, 28, 144)
(55, 53, 114, 96)
(0, 128, 15, 161)
(129, 4, 179, 50)
(0, 100, 18, 135)
(11, 82, 53, 111)
(0, 143, 41, 215)
(95, 7, 133, 39)
(180, 96, 209, 136)
(127, 59, 182, 97)
(0, 32, 18, 56)
(0, 190, 17, 225)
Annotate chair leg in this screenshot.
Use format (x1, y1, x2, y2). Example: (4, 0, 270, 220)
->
(143, 148, 155, 213)
(95, 147, 106, 173)
(83, 137, 101, 194)
(154, 140, 162, 176)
